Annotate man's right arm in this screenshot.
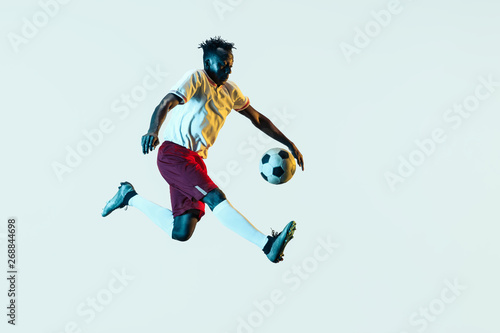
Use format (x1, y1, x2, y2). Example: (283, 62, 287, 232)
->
(141, 93, 182, 154)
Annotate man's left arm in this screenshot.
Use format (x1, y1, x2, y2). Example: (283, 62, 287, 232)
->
(239, 105, 304, 171)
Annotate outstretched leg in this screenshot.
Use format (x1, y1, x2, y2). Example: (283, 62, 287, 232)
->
(128, 194, 175, 236)
(102, 182, 201, 242)
(202, 188, 296, 263)
(131, 195, 200, 241)
(102, 182, 177, 236)
(202, 188, 268, 249)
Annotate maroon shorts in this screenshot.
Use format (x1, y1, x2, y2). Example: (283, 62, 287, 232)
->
(157, 141, 218, 218)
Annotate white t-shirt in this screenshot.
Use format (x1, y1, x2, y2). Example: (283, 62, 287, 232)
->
(164, 69, 250, 159)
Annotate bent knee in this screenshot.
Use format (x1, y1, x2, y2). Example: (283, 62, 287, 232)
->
(171, 210, 199, 241)
(172, 229, 192, 242)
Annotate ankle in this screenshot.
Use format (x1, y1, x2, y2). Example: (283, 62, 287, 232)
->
(123, 191, 138, 206)
(262, 236, 274, 254)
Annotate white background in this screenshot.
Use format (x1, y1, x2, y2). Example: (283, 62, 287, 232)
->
(1, 0, 500, 332)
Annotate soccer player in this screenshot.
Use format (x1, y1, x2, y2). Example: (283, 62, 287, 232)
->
(102, 37, 304, 263)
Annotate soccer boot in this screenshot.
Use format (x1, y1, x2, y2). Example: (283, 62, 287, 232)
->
(101, 182, 137, 217)
(263, 221, 296, 263)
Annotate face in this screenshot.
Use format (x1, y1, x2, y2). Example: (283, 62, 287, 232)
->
(204, 47, 233, 86)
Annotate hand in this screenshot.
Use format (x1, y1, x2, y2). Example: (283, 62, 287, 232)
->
(288, 143, 304, 171)
(141, 133, 159, 154)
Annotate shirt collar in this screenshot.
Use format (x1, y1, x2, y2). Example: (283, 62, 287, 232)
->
(203, 69, 219, 88)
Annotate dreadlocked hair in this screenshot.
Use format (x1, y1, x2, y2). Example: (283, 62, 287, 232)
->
(198, 36, 236, 58)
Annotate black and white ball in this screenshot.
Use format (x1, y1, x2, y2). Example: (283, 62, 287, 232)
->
(259, 148, 296, 184)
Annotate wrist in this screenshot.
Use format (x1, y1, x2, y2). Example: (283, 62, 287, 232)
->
(147, 130, 159, 136)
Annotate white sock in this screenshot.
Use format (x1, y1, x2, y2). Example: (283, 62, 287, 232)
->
(129, 195, 174, 237)
(212, 200, 268, 248)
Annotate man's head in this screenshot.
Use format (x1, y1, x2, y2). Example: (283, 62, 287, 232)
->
(198, 36, 235, 86)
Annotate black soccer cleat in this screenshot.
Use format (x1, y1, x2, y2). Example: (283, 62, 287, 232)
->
(101, 182, 137, 217)
(263, 221, 296, 263)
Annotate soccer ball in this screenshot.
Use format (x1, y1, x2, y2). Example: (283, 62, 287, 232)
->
(259, 148, 296, 184)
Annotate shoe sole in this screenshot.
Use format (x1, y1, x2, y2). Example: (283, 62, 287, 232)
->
(272, 221, 296, 263)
